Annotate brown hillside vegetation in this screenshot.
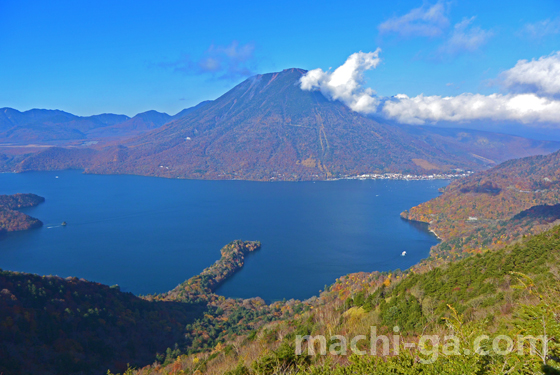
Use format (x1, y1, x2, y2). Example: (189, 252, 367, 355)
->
(77, 70, 560, 180)
(0, 241, 308, 375)
(0, 269, 207, 375)
(2, 70, 560, 180)
(0, 193, 44, 233)
(122, 225, 560, 375)
(402, 150, 560, 260)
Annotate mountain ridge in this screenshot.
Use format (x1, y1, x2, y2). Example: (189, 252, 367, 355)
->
(402, 149, 560, 261)
(0, 103, 210, 145)
(2, 69, 560, 179)
(83, 69, 560, 180)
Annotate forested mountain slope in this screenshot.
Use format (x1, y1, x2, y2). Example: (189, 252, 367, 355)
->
(402, 149, 560, 260)
(0, 270, 206, 375)
(4, 70, 560, 180)
(0, 102, 211, 146)
(84, 69, 560, 180)
(125, 223, 560, 375)
(0, 193, 44, 233)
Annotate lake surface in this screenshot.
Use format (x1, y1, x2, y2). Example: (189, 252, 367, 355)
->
(0, 170, 447, 301)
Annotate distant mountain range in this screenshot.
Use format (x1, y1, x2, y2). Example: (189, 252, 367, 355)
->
(0, 101, 211, 144)
(1, 69, 559, 179)
(393, 124, 559, 166)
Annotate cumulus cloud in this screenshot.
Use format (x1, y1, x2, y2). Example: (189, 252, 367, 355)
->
(300, 50, 560, 126)
(160, 41, 256, 80)
(438, 17, 493, 55)
(300, 49, 382, 113)
(382, 93, 560, 125)
(500, 52, 560, 98)
(378, 2, 449, 37)
(521, 18, 560, 39)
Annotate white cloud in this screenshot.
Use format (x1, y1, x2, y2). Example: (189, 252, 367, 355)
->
(379, 4, 491, 56)
(300, 50, 560, 127)
(500, 52, 560, 97)
(382, 93, 560, 125)
(300, 49, 382, 114)
(378, 2, 449, 37)
(521, 18, 560, 39)
(160, 41, 256, 80)
(439, 17, 493, 55)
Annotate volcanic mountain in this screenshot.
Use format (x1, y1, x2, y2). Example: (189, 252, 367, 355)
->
(81, 69, 557, 180)
(5, 69, 560, 179)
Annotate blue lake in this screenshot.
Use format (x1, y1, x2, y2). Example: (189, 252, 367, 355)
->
(0, 170, 447, 301)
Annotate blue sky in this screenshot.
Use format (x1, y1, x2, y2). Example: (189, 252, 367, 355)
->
(1, 0, 560, 120)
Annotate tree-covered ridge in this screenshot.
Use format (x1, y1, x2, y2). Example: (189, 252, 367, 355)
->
(4, 229, 560, 374)
(158, 240, 261, 301)
(5, 70, 560, 181)
(147, 240, 313, 357)
(402, 149, 560, 259)
(129, 225, 560, 375)
(0, 240, 308, 374)
(0, 269, 206, 375)
(0, 193, 45, 209)
(0, 193, 44, 232)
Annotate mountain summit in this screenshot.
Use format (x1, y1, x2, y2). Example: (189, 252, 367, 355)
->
(5, 69, 560, 179)
(86, 69, 497, 180)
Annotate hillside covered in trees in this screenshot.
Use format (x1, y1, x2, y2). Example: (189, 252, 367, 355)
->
(0, 193, 44, 233)
(0, 240, 309, 375)
(117, 220, 560, 375)
(4, 189, 560, 374)
(0, 270, 207, 375)
(401, 150, 560, 260)
(5, 151, 560, 375)
(2, 70, 560, 181)
(146, 240, 312, 357)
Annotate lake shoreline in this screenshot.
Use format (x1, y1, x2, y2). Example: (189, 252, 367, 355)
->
(0, 170, 447, 300)
(3, 168, 472, 183)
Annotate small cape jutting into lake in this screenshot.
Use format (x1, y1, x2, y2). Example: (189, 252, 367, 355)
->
(156, 240, 262, 301)
(0, 240, 272, 375)
(0, 193, 44, 234)
(0, 170, 445, 301)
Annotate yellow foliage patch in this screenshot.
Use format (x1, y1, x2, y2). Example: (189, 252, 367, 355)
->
(343, 307, 367, 321)
(411, 158, 441, 171)
(300, 158, 317, 168)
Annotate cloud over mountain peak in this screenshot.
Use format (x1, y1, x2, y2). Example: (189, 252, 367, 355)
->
(299, 49, 381, 114)
(300, 50, 560, 128)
